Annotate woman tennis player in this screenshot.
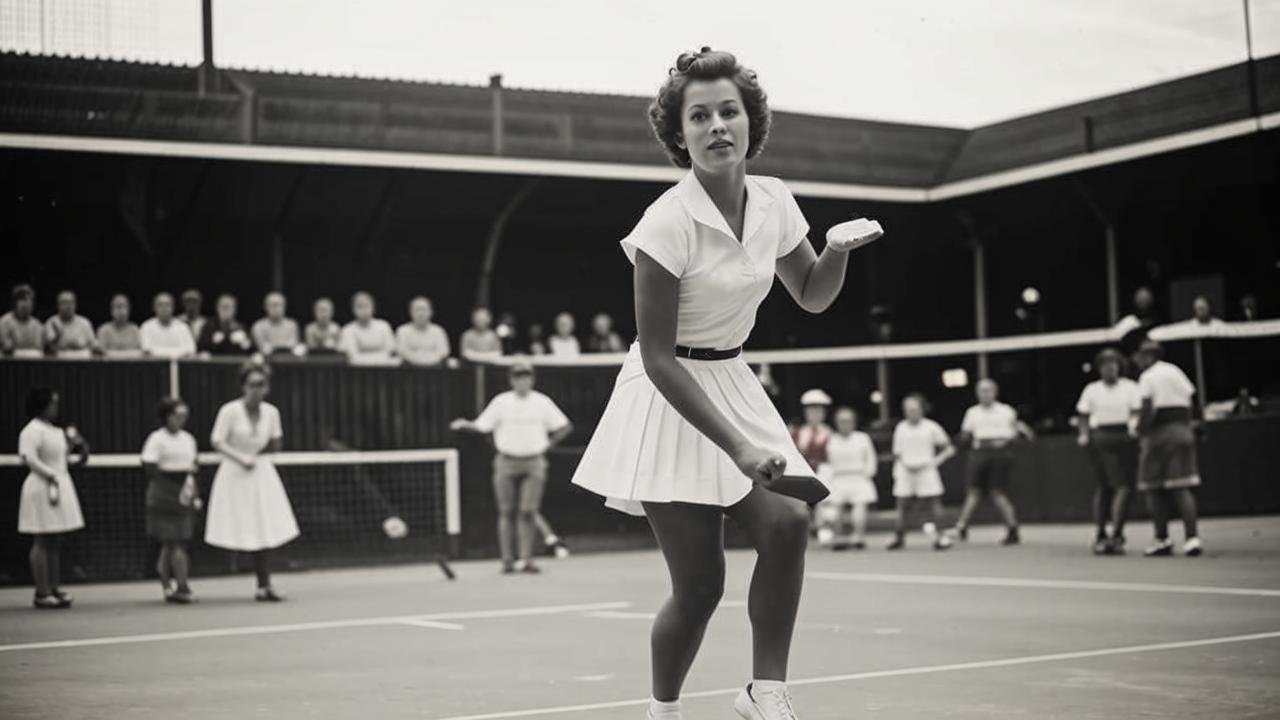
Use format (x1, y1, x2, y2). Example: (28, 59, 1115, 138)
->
(572, 47, 882, 720)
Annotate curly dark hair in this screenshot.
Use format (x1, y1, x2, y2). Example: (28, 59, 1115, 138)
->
(25, 387, 56, 420)
(648, 47, 771, 168)
(156, 396, 187, 423)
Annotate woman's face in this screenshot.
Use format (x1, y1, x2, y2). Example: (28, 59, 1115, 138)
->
(314, 300, 333, 323)
(217, 297, 236, 322)
(803, 405, 827, 426)
(353, 296, 374, 321)
(166, 403, 189, 431)
(242, 371, 269, 403)
(835, 409, 856, 433)
(110, 296, 130, 322)
(1099, 359, 1119, 382)
(679, 78, 749, 174)
(555, 314, 574, 335)
(903, 398, 923, 421)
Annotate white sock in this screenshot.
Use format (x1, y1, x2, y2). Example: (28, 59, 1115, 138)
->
(752, 679, 786, 694)
(648, 697, 681, 717)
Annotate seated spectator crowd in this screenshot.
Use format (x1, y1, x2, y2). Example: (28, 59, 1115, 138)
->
(0, 284, 629, 366)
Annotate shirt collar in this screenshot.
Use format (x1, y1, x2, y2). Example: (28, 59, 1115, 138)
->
(674, 172, 775, 243)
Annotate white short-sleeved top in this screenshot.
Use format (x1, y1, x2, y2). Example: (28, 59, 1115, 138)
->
(211, 400, 282, 456)
(961, 402, 1019, 441)
(826, 431, 878, 478)
(893, 419, 950, 467)
(620, 172, 809, 349)
(1076, 378, 1142, 427)
(141, 428, 199, 472)
(1139, 361, 1195, 409)
(19, 419, 69, 479)
(473, 390, 570, 457)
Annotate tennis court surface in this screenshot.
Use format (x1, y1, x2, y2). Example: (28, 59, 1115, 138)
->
(2, 516, 1278, 719)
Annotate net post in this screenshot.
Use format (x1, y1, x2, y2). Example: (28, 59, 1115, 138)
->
(444, 448, 462, 548)
(169, 358, 179, 399)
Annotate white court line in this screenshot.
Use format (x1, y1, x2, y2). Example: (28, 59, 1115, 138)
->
(806, 571, 1280, 598)
(0, 601, 630, 653)
(399, 620, 466, 631)
(431, 630, 1280, 720)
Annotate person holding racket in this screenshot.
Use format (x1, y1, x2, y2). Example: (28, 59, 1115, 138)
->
(572, 47, 883, 720)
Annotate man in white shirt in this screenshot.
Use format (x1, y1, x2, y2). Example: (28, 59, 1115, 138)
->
(451, 360, 573, 574)
(139, 293, 196, 358)
(1133, 340, 1203, 557)
(396, 296, 451, 366)
(953, 379, 1035, 545)
(1076, 348, 1142, 554)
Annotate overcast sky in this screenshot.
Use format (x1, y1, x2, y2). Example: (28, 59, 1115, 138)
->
(3, 0, 1277, 127)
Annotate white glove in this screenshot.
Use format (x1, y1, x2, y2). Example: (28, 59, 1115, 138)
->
(825, 218, 884, 253)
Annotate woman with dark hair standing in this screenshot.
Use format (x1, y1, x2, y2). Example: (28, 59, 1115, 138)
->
(141, 397, 201, 602)
(17, 388, 88, 608)
(204, 363, 299, 600)
(1075, 348, 1142, 554)
(572, 48, 882, 720)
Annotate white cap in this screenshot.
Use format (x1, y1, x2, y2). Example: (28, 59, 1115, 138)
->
(800, 389, 832, 406)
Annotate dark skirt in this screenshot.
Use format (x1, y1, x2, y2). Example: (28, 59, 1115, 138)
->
(146, 471, 195, 542)
(1138, 410, 1200, 491)
(1088, 425, 1138, 489)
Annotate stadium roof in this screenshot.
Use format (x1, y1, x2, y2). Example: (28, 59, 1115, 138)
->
(1, 51, 1277, 201)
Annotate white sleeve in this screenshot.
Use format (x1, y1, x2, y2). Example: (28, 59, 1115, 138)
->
(472, 397, 501, 433)
(140, 431, 161, 463)
(210, 404, 233, 446)
(1075, 385, 1093, 415)
(338, 324, 356, 355)
(861, 434, 878, 470)
(269, 405, 283, 441)
(178, 324, 196, 355)
(776, 180, 810, 258)
(18, 424, 40, 463)
(891, 425, 903, 455)
(138, 321, 154, 352)
(960, 408, 975, 434)
(1138, 372, 1156, 400)
(619, 202, 691, 278)
(1127, 382, 1143, 410)
(930, 421, 950, 447)
(541, 396, 570, 432)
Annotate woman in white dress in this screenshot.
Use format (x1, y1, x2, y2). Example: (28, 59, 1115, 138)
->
(816, 407, 880, 550)
(571, 48, 881, 720)
(204, 363, 299, 601)
(17, 387, 88, 609)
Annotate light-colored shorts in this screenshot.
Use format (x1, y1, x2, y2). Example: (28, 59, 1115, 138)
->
(493, 454, 548, 513)
(892, 466, 944, 499)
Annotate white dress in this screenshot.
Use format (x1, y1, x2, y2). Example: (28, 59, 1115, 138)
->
(820, 431, 879, 505)
(16, 419, 85, 534)
(572, 172, 821, 516)
(204, 400, 300, 551)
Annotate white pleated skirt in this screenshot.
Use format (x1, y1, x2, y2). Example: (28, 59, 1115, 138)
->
(572, 344, 820, 516)
(205, 459, 300, 551)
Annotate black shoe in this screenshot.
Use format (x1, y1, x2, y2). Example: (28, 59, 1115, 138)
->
(254, 587, 285, 602)
(1001, 528, 1021, 546)
(850, 540, 867, 551)
(500, 562, 516, 575)
(1144, 539, 1174, 557)
(886, 536, 905, 551)
(166, 589, 196, 604)
(50, 588, 73, 607)
(1110, 535, 1127, 554)
(1092, 537, 1110, 555)
(519, 563, 542, 575)
(33, 593, 67, 610)
(954, 526, 968, 542)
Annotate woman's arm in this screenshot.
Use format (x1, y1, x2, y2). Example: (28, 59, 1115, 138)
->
(931, 442, 957, 468)
(635, 252, 783, 483)
(548, 422, 574, 448)
(212, 437, 255, 469)
(775, 239, 850, 314)
(20, 449, 60, 481)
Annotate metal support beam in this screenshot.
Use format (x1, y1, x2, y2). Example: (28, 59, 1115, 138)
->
(973, 238, 989, 380)
(490, 74, 504, 155)
(1105, 223, 1119, 323)
(875, 358, 891, 423)
(198, 0, 218, 96)
(475, 178, 541, 309)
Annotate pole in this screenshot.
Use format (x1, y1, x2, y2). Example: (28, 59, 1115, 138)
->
(876, 357, 890, 423)
(1193, 338, 1208, 409)
(1105, 223, 1119, 323)
(973, 239, 989, 380)
(490, 74, 504, 155)
(199, 0, 216, 95)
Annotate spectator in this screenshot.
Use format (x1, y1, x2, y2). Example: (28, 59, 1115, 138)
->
(1, 284, 43, 357)
(197, 294, 253, 356)
(1116, 286, 1159, 355)
(180, 289, 208, 342)
(97, 294, 142, 356)
(1188, 295, 1224, 327)
(1239, 294, 1258, 322)
(140, 293, 196, 358)
(339, 291, 396, 365)
(547, 312, 581, 357)
(526, 322, 548, 356)
(304, 297, 342, 355)
(586, 312, 625, 353)
(43, 291, 96, 357)
(396, 296, 451, 366)
(496, 312, 521, 356)
(460, 307, 502, 361)
(251, 292, 303, 356)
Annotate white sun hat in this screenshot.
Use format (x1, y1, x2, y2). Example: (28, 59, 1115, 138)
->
(800, 389, 833, 406)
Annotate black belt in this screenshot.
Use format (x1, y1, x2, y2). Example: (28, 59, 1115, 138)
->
(675, 345, 742, 361)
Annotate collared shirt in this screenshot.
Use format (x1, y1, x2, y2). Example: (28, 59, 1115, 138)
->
(139, 317, 196, 357)
(547, 335, 581, 358)
(252, 317, 301, 353)
(961, 402, 1019, 442)
(44, 314, 96, 353)
(97, 322, 142, 353)
(460, 328, 502, 358)
(826, 431, 878, 479)
(1076, 378, 1142, 427)
(141, 428, 198, 472)
(1139, 360, 1195, 409)
(0, 312, 43, 353)
(893, 418, 949, 468)
(473, 390, 570, 457)
(619, 172, 809, 349)
(396, 322, 451, 366)
(339, 319, 396, 361)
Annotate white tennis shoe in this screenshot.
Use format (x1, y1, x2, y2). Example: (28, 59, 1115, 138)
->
(734, 683, 799, 719)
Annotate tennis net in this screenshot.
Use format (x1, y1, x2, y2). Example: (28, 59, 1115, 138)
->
(0, 449, 460, 584)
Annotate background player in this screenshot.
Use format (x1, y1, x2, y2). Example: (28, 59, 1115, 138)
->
(1076, 348, 1142, 554)
(953, 379, 1035, 545)
(889, 393, 954, 551)
(816, 406, 879, 550)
